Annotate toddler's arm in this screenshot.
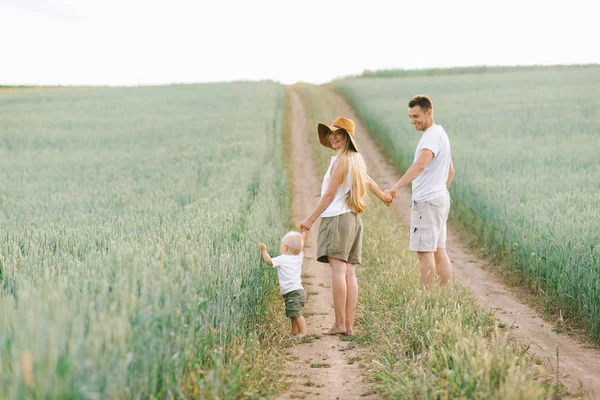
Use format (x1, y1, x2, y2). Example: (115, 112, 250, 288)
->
(301, 230, 309, 251)
(259, 243, 273, 266)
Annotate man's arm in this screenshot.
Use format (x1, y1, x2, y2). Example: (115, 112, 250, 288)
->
(389, 149, 434, 195)
(446, 159, 455, 189)
(259, 243, 273, 266)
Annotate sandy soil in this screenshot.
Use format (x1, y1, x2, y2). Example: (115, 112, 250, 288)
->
(277, 91, 377, 400)
(325, 88, 600, 399)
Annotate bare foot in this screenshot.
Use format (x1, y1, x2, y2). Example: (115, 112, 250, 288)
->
(295, 332, 307, 339)
(323, 324, 346, 335)
(345, 329, 354, 337)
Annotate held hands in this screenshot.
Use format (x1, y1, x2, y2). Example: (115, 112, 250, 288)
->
(300, 218, 313, 231)
(383, 189, 397, 206)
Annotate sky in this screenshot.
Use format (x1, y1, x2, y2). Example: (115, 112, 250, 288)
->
(1, 0, 598, 86)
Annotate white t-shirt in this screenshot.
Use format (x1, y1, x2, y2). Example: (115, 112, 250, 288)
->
(271, 252, 304, 295)
(321, 156, 353, 217)
(412, 124, 451, 202)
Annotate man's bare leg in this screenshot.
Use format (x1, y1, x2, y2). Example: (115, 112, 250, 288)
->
(417, 251, 436, 288)
(434, 248, 453, 287)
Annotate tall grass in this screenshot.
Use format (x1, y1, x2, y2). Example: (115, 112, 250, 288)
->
(0, 83, 290, 398)
(354, 64, 599, 79)
(294, 84, 550, 398)
(335, 65, 600, 343)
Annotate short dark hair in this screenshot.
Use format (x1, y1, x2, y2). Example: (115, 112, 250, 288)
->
(408, 95, 432, 111)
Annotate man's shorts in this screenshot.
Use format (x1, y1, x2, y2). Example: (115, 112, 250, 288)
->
(409, 194, 451, 252)
(283, 289, 306, 318)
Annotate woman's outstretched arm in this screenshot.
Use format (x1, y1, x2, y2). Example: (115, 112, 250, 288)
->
(367, 175, 392, 205)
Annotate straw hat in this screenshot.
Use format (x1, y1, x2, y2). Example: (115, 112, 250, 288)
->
(317, 116, 359, 152)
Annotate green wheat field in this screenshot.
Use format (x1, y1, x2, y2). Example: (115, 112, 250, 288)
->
(1, 83, 291, 398)
(1, 65, 598, 398)
(335, 65, 600, 343)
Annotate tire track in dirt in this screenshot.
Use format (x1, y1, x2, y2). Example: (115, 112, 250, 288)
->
(277, 90, 377, 399)
(325, 87, 600, 399)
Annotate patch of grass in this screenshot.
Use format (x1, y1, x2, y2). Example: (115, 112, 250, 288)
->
(339, 344, 356, 352)
(310, 362, 331, 368)
(347, 356, 361, 365)
(303, 380, 324, 388)
(299, 334, 322, 344)
(355, 199, 551, 398)
(361, 389, 379, 397)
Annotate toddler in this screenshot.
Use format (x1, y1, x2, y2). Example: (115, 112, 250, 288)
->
(259, 230, 308, 338)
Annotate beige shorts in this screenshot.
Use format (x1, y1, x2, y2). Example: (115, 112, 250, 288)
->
(317, 212, 363, 265)
(410, 194, 451, 252)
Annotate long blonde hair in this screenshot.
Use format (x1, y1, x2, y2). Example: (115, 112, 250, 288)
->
(334, 136, 368, 214)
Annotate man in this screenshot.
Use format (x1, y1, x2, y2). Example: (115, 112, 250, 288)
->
(386, 95, 454, 287)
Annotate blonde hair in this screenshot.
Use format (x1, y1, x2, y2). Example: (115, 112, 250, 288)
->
(335, 136, 368, 214)
(282, 231, 304, 255)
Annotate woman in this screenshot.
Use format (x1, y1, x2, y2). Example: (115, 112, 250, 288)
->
(300, 116, 391, 336)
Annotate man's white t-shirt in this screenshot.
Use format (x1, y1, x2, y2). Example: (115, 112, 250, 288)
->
(412, 124, 451, 202)
(271, 252, 304, 295)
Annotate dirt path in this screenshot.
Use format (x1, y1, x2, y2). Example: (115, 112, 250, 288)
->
(278, 91, 376, 399)
(325, 88, 600, 399)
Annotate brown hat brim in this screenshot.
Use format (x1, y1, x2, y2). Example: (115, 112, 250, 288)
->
(317, 123, 359, 152)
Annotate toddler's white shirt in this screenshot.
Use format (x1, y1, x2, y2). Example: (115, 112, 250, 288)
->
(271, 252, 304, 295)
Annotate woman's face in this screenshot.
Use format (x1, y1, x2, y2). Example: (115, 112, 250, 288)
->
(329, 129, 347, 150)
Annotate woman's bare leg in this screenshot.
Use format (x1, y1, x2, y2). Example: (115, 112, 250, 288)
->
(324, 257, 347, 334)
(345, 263, 358, 336)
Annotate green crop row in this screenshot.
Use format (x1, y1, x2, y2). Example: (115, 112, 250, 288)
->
(335, 65, 600, 343)
(0, 83, 290, 399)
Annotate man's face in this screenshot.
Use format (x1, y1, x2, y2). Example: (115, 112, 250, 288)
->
(408, 106, 431, 131)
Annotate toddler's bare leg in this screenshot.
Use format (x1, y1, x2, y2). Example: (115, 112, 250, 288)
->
(293, 316, 307, 338)
(290, 318, 298, 335)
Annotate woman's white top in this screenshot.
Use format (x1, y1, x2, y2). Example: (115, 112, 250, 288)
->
(321, 156, 353, 217)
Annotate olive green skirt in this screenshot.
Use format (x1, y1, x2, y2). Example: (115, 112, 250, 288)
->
(317, 212, 363, 265)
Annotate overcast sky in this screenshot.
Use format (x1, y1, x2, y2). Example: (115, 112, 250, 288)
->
(1, 0, 598, 86)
